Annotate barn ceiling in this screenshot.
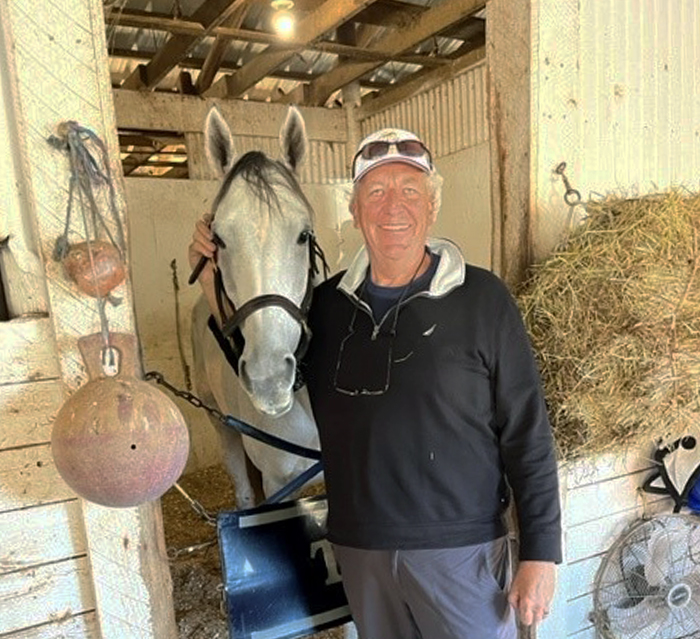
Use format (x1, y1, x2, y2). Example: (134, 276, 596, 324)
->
(105, 0, 486, 176)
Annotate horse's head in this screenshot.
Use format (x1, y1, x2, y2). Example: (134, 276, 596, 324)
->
(204, 106, 314, 417)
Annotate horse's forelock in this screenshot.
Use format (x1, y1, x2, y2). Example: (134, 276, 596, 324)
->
(212, 151, 313, 221)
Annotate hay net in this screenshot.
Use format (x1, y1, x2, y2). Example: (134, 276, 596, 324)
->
(517, 191, 700, 461)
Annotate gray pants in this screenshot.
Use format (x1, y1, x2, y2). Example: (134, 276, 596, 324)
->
(333, 538, 516, 639)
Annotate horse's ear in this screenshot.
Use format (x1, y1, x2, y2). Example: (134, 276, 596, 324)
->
(280, 106, 307, 173)
(204, 106, 236, 176)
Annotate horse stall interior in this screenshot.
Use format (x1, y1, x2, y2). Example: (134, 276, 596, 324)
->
(2, 0, 700, 638)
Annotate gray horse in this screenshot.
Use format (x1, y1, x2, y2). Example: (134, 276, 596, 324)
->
(191, 106, 321, 508)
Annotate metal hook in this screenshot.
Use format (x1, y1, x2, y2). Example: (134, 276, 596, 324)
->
(554, 162, 582, 207)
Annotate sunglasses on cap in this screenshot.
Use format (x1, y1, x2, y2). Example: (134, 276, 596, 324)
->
(352, 139, 433, 181)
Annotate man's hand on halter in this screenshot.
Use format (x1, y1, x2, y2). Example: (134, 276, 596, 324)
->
(188, 213, 219, 316)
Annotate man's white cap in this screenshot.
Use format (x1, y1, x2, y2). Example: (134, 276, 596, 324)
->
(352, 128, 433, 183)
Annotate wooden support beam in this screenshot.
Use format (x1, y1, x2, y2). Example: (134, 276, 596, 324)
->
(109, 11, 450, 68)
(305, 0, 486, 106)
(195, 2, 251, 94)
(486, 0, 531, 285)
(204, 0, 379, 99)
(113, 88, 347, 142)
(357, 46, 485, 119)
(121, 0, 249, 90)
(353, 0, 427, 28)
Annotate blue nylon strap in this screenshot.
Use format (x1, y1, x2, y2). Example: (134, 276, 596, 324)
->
(261, 461, 324, 505)
(221, 415, 321, 460)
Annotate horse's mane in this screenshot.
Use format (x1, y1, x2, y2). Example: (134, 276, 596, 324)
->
(212, 151, 314, 220)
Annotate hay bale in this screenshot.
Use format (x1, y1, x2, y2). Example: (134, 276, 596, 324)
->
(517, 192, 700, 460)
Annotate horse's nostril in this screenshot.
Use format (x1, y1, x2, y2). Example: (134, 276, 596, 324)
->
(238, 358, 248, 382)
(284, 355, 295, 375)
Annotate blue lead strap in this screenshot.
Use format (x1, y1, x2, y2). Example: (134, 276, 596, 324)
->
(260, 461, 324, 505)
(222, 415, 322, 460)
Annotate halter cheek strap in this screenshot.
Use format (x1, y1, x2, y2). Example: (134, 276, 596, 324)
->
(211, 233, 326, 384)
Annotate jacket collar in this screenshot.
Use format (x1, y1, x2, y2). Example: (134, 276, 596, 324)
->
(338, 237, 466, 298)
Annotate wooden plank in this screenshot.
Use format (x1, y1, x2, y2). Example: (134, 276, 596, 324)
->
(80, 500, 175, 639)
(0, 319, 60, 386)
(0, 557, 95, 636)
(564, 465, 657, 528)
(6, 612, 99, 639)
(1, 0, 178, 635)
(356, 48, 485, 119)
(113, 88, 347, 141)
(0, 445, 75, 512)
(562, 447, 658, 490)
(121, 0, 249, 90)
(306, 0, 486, 106)
(565, 495, 671, 564)
(5, 612, 99, 639)
(0, 380, 65, 449)
(485, 0, 530, 285)
(0, 501, 85, 575)
(206, 0, 378, 99)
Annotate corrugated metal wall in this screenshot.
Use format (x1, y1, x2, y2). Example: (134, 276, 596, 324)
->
(533, 0, 700, 259)
(578, 0, 700, 190)
(359, 62, 489, 158)
(230, 135, 348, 184)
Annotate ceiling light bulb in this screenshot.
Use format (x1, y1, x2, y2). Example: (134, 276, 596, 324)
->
(273, 11, 295, 38)
(271, 0, 295, 39)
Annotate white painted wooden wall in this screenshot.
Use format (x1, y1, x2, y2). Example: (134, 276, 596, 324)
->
(532, 1, 699, 637)
(0, 0, 175, 637)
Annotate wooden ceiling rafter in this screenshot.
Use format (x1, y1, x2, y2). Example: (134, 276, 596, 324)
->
(108, 10, 452, 70)
(196, 0, 253, 93)
(121, 0, 250, 90)
(205, 0, 379, 100)
(304, 0, 487, 106)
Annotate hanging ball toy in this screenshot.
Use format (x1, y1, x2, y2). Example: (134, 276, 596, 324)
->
(52, 333, 189, 508)
(62, 240, 126, 298)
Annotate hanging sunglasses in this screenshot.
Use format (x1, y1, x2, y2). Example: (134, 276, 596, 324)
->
(333, 325, 395, 396)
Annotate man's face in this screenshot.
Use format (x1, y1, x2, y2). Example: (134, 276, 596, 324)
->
(351, 162, 435, 267)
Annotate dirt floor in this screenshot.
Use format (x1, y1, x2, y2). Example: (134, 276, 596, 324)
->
(161, 464, 347, 639)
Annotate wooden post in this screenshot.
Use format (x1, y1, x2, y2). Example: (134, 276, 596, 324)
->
(486, 0, 531, 287)
(0, 0, 177, 636)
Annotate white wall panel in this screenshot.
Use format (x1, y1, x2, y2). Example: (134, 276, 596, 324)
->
(533, 0, 700, 259)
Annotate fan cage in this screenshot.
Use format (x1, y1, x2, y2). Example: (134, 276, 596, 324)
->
(592, 514, 700, 639)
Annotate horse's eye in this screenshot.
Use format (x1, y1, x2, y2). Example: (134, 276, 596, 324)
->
(297, 230, 311, 245)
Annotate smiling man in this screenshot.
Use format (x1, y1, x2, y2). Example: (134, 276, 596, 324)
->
(189, 127, 562, 639)
(302, 128, 563, 639)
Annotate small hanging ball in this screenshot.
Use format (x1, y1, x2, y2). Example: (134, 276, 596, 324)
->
(62, 241, 126, 297)
(52, 377, 190, 508)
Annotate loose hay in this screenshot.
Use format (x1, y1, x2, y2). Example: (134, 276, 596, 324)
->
(517, 191, 700, 461)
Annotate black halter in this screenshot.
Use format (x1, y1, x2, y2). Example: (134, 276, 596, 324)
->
(213, 232, 328, 386)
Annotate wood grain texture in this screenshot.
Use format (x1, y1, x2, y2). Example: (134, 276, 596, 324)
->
(0, 319, 61, 385)
(6, 612, 99, 639)
(113, 88, 346, 140)
(486, 0, 531, 286)
(0, 557, 95, 635)
(0, 379, 65, 449)
(0, 444, 75, 511)
(0, 500, 86, 575)
(1, 0, 177, 635)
